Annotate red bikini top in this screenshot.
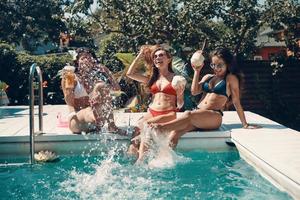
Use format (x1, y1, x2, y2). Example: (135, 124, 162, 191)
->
(150, 81, 177, 96)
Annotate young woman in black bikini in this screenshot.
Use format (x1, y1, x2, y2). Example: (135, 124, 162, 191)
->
(152, 48, 260, 147)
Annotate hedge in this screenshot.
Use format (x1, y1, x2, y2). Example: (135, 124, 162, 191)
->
(0, 42, 72, 104)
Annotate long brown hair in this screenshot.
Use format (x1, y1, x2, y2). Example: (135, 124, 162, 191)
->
(146, 45, 174, 88)
(210, 48, 244, 109)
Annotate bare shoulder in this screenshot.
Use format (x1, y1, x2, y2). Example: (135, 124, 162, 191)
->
(226, 74, 239, 83)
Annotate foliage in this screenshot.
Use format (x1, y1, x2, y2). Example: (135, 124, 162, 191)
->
(247, 60, 300, 131)
(97, 34, 133, 72)
(114, 53, 137, 82)
(0, 0, 67, 52)
(65, 0, 262, 56)
(0, 42, 72, 104)
(263, 0, 300, 45)
(0, 42, 18, 98)
(0, 81, 8, 91)
(269, 61, 300, 131)
(62, 12, 95, 48)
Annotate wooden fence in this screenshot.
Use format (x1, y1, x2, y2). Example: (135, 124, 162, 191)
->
(239, 60, 300, 130)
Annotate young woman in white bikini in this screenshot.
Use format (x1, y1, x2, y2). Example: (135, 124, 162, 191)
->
(61, 48, 125, 134)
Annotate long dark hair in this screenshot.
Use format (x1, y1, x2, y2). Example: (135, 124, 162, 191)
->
(74, 47, 98, 69)
(210, 48, 244, 109)
(146, 46, 174, 88)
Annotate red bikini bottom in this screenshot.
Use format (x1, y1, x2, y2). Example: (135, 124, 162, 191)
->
(148, 108, 178, 117)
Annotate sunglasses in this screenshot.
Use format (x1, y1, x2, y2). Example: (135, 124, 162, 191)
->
(154, 53, 166, 59)
(210, 63, 226, 69)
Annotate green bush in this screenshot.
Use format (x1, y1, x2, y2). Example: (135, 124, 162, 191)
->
(0, 42, 20, 103)
(0, 42, 72, 104)
(17, 52, 72, 104)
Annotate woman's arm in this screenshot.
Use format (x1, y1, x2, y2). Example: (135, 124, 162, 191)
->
(126, 49, 149, 84)
(228, 74, 247, 127)
(176, 81, 186, 110)
(191, 50, 205, 95)
(191, 67, 202, 95)
(191, 70, 212, 96)
(101, 65, 120, 91)
(171, 76, 186, 110)
(228, 74, 259, 129)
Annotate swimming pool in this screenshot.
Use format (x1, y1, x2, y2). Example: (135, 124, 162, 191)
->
(0, 148, 291, 200)
(0, 106, 298, 199)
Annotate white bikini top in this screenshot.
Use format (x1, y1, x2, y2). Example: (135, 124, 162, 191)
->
(74, 80, 88, 98)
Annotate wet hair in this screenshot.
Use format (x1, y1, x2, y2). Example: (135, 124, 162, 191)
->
(146, 45, 174, 88)
(210, 48, 244, 109)
(74, 47, 98, 68)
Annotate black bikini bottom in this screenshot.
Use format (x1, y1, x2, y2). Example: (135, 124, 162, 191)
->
(212, 109, 223, 116)
(191, 109, 223, 131)
(195, 107, 223, 116)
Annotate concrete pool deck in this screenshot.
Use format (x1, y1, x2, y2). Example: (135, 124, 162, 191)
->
(0, 105, 299, 199)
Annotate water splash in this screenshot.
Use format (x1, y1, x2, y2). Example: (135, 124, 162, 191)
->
(140, 124, 191, 169)
(57, 145, 175, 200)
(54, 124, 192, 199)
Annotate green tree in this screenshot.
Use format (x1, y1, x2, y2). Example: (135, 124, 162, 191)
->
(67, 0, 300, 57)
(65, 0, 259, 57)
(0, 0, 66, 51)
(263, 0, 300, 45)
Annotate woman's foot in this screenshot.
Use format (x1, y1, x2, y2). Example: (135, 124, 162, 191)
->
(127, 144, 139, 158)
(169, 132, 179, 149)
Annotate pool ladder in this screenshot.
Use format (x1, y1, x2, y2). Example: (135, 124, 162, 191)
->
(28, 63, 44, 164)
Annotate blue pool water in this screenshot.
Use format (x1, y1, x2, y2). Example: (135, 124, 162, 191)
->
(0, 150, 291, 200)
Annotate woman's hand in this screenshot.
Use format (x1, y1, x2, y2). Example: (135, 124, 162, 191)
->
(243, 123, 262, 129)
(191, 50, 204, 71)
(192, 63, 204, 72)
(113, 84, 121, 91)
(110, 81, 121, 91)
(136, 46, 146, 59)
(94, 82, 106, 92)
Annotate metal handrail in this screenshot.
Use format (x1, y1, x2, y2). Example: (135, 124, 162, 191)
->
(29, 63, 43, 164)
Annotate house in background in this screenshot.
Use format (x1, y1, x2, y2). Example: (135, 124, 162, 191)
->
(254, 27, 286, 60)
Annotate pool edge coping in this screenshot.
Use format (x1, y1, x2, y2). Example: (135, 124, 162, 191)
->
(232, 138, 300, 200)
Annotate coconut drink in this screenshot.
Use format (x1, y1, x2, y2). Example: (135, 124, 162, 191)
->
(190, 51, 205, 68)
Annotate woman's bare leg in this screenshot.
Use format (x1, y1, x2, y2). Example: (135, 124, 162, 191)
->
(90, 83, 126, 134)
(127, 113, 152, 157)
(135, 111, 177, 162)
(136, 116, 193, 163)
(168, 123, 197, 148)
(159, 110, 222, 133)
(69, 107, 96, 133)
(136, 140, 149, 163)
(128, 111, 176, 158)
(144, 110, 223, 149)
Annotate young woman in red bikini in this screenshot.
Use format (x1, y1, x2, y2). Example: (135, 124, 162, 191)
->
(126, 45, 186, 158)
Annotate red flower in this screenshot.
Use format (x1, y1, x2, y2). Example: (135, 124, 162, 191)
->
(42, 81, 48, 88)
